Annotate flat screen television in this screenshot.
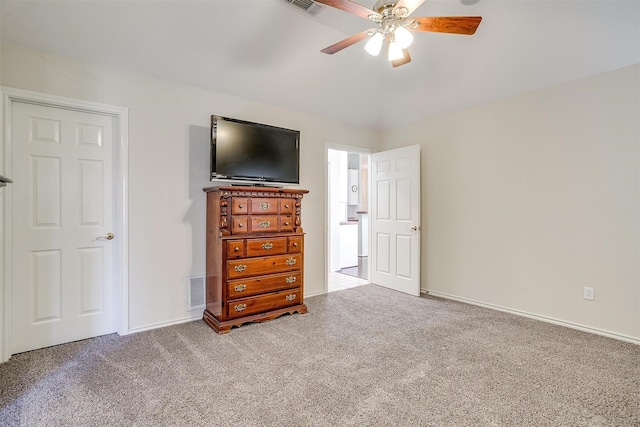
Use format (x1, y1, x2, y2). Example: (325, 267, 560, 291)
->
(210, 115, 300, 185)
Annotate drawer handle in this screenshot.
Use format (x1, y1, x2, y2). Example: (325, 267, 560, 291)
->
(292, 242, 298, 248)
(234, 284, 247, 292)
(234, 264, 247, 272)
(234, 304, 247, 312)
(260, 202, 270, 210)
(284, 204, 290, 209)
(234, 246, 240, 252)
(286, 276, 296, 284)
(238, 204, 244, 209)
(259, 221, 271, 228)
(238, 223, 243, 228)
(262, 242, 273, 250)
(284, 221, 290, 226)
(285, 294, 296, 302)
(285, 257, 296, 266)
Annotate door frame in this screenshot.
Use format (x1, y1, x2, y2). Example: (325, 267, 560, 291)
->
(324, 142, 372, 294)
(1, 87, 129, 362)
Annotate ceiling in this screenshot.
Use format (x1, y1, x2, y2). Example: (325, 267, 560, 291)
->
(1, 0, 639, 130)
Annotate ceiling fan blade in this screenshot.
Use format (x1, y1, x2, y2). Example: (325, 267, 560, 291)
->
(394, 0, 427, 17)
(321, 30, 371, 54)
(391, 49, 412, 68)
(412, 16, 482, 35)
(314, 0, 379, 20)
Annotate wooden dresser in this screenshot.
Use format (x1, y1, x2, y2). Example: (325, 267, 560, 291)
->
(203, 186, 309, 333)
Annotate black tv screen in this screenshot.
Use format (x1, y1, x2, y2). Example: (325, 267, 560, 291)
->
(210, 115, 300, 185)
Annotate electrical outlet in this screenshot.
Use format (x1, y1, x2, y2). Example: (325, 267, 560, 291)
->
(584, 287, 594, 301)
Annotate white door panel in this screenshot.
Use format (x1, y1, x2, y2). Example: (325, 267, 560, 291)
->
(370, 145, 421, 296)
(11, 101, 116, 354)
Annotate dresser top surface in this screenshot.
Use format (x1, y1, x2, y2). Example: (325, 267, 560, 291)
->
(203, 186, 308, 195)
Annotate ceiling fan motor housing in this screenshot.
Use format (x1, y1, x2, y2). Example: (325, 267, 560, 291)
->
(372, 0, 398, 14)
(368, 0, 415, 39)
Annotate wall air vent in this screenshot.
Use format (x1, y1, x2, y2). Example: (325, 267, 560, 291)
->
(187, 275, 206, 311)
(281, 0, 324, 16)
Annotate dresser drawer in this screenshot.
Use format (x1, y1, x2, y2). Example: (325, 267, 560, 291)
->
(250, 198, 279, 214)
(227, 239, 245, 258)
(232, 198, 249, 215)
(231, 216, 249, 234)
(246, 237, 287, 257)
(227, 254, 302, 279)
(280, 199, 295, 214)
(288, 236, 302, 253)
(279, 215, 294, 232)
(227, 271, 301, 299)
(226, 288, 302, 319)
(250, 215, 279, 233)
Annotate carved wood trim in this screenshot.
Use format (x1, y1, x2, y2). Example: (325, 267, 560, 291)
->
(219, 191, 231, 236)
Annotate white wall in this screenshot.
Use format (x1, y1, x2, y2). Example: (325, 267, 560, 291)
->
(0, 43, 378, 335)
(2, 42, 637, 348)
(380, 64, 640, 341)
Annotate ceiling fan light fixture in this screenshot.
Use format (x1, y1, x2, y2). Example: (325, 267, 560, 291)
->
(365, 32, 384, 56)
(388, 41, 404, 61)
(393, 26, 414, 49)
(316, 0, 483, 68)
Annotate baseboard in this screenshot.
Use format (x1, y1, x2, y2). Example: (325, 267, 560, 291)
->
(424, 289, 640, 346)
(305, 290, 327, 298)
(124, 291, 328, 334)
(125, 314, 202, 335)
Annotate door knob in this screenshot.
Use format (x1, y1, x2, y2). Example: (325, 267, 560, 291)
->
(411, 226, 420, 231)
(97, 232, 115, 240)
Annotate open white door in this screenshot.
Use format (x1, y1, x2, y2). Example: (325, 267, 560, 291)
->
(370, 145, 421, 296)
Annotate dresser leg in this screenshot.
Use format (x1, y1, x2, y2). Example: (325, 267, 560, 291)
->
(203, 310, 232, 334)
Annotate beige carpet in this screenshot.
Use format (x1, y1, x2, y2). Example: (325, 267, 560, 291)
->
(1, 284, 638, 426)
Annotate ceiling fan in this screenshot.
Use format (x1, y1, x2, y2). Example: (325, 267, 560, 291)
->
(314, 0, 482, 67)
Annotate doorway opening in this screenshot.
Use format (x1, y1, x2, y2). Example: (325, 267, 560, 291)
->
(327, 148, 370, 292)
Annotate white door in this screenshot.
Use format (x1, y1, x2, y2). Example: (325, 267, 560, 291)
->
(10, 101, 117, 354)
(370, 145, 421, 296)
